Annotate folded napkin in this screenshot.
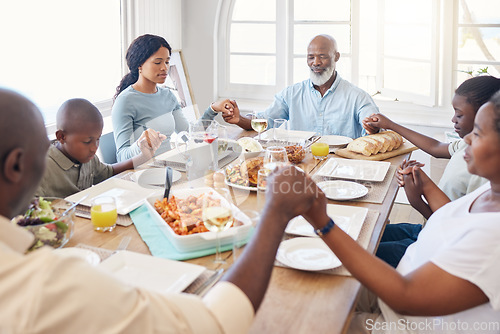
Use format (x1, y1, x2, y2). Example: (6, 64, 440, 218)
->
(130, 204, 249, 261)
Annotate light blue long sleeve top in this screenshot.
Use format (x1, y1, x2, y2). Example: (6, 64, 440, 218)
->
(112, 86, 218, 162)
(259, 73, 379, 138)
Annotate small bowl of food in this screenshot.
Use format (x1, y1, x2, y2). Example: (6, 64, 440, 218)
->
(237, 137, 264, 159)
(284, 139, 307, 164)
(13, 197, 76, 252)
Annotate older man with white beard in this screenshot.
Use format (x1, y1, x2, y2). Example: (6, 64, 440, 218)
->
(219, 34, 379, 139)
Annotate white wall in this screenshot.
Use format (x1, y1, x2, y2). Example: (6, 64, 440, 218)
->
(126, 0, 182, 49)
(182, 0, 220, 112)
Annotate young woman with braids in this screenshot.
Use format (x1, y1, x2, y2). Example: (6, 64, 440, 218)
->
(112, 34, 234, 162)
(362, 75, 500, 268)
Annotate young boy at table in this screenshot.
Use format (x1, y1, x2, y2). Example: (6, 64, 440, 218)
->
(307, 92, 500, 333)
(35, 98, 166, 198)
(362, 76, 500, 268)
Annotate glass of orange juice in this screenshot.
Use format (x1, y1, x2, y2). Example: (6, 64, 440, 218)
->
(91, 196, 117, 232)
(311, 141, 330, 160)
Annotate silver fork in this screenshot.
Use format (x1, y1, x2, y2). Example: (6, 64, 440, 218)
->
(115, 236, 131, 253)
(192, 268, 224, 296)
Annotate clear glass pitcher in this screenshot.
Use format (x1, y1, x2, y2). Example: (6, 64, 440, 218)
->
(174, 120, 219, 180)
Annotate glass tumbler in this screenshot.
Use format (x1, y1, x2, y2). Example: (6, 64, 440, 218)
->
(91, 196, 117, 232)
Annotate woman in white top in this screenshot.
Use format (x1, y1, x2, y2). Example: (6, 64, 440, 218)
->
(305, 91, 500, 333)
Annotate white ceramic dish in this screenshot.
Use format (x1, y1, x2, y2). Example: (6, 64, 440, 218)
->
(53, 247, 101, 266)
(66, 178, 162, 215)
(260, 129, 316, 142)
(276, 237, 341, 271)
(144, 187, 253, 252)
(236, 137, 263, 153)
(321, 135, 353, 147)
(317, 180, 368, 201)
(285, 204, 368, 238)
(316, 158, 391, 182)
(132, 168, 182, 189)
(98, 251, 205, 294)
(224, 179, 257, 192)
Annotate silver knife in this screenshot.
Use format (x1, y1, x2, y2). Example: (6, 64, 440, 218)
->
(164, 166, 173, 199)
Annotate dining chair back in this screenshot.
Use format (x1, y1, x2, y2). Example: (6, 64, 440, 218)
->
(99, 132, 117, 164)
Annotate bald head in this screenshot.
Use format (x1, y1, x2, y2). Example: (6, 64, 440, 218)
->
(57, 98, 103, 133)
(0, 88, 46, 157)
(307, 35, 340, 88)
(309, 35, 338, 56)
(0, 88, 49, 218)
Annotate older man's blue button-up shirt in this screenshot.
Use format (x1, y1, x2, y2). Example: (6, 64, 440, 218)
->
(260, 74, 378, 138)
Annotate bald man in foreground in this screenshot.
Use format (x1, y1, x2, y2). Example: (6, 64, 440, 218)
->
(221, 34, 379, 138)
(0, 88, 320, 333)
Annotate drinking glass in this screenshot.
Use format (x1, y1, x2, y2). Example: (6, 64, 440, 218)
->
(250, 112, 268, 141)
(202, 188, 234, 264)
(263, 146, 289, 170)
(217, 124, 229, 155)
(257, 168, 271, 211)
(273, 118, 288, 143)
(91, 196, 117, 232)
(311, 140, 330, 160)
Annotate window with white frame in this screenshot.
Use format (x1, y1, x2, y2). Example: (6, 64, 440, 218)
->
(0, 0, 122, 126)
(218, 0, 500, 115)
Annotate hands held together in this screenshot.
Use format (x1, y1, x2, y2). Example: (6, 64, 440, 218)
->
(138, 128, 167, 158)
(211, 99, 241, 124)
(362, 113, 395, 134)
(264, 166, 330, 232)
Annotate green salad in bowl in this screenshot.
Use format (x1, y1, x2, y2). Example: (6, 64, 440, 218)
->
(12, 197, 75, 251)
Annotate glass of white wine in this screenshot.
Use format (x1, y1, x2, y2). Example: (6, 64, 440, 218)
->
(250, 112, 268, 142)
(202, 188, 234, 264)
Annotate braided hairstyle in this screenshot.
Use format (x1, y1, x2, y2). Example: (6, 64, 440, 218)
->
(490, 90, 500, 137)
(455, 75, 500, 112)
(113, 34, 172, 100)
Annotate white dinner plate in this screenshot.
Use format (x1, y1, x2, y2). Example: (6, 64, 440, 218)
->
(285, 204, 368, 238)
(260, 129, 316, 142)
(316, 157, 391, 182)
(65, 178, 162, 215)
(276, 237, 341, 271)
(321, 135, 353, 147)
(317, 180, 368, 201)
(224, 179, 257, 192)
(53, 247, 101, 266)
(132, 168, 182, 189)
(98, 251, 205, 294)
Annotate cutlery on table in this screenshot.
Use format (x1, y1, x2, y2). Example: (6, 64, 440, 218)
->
(114, 236, 131, 254)
(60, 195, 89, 219)
(193, 268, 224, 296)
(164, 166, 173, 199)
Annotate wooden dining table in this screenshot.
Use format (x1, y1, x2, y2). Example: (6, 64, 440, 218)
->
(65, 126, 412, 334)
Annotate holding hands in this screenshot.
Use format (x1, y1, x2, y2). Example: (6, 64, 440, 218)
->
(211, 99, 241, 124)
(362, 113, 395, 134)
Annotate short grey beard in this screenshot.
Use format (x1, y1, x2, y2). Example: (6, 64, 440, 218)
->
(310, 65, 335, 86)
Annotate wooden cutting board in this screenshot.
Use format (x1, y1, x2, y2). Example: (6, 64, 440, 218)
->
(334, 141, 419, 161)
